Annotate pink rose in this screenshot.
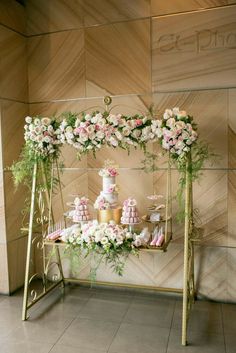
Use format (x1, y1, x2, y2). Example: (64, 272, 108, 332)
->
(135, 119, 142, 126)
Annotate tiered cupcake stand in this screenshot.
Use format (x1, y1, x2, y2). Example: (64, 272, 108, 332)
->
(21, 101, 195, 347)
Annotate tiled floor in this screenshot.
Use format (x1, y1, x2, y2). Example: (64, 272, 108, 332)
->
(0, 285, 235, 353)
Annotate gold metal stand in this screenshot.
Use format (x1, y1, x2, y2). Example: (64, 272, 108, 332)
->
(21, 103, 195, 346)
(182, 154, 195, 346)
(22, 160, 65, 321)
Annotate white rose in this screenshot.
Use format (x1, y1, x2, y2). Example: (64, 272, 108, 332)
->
(85, 114, 91, 121)
(166, 118, 176, 128)
(175, 121, 186, 130)
(41, 117, 51, 126)
(43, 136, 52, 143)
(163, 109, 173, 120)
(175, 140, 185, 150)
(132, 129, 141, 139)
(162, 140, 170, 150)
(97, 118, 106, 128)
(25, 116, 32, 124)
(108, 114, 119, 126)
(173, 107, 180, 116)
(115, 131, 123, 140)
(34, 118, 40, 125)
(96, 130, 105, 140)
(86, 125, 95, 134)
(101, 236, 108, 245)
(109, 137, 118, 147)
(122, 127, 131, 136)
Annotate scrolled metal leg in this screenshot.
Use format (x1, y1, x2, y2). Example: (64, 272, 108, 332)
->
(22, 163, 38, 321)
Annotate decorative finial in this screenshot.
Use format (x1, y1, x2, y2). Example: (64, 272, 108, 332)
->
(103, 96, 112, 107)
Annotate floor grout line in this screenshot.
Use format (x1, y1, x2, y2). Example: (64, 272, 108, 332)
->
(165, 299, 177, 353)
(220, 303, 227, 353)
(106, 294, 134, 353)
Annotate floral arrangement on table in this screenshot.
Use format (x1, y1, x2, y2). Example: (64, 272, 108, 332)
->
(61, 220, 140, 275)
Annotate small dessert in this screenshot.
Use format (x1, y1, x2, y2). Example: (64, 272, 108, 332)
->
(70, 196, 91, 223)
(121, 198, 140, 225)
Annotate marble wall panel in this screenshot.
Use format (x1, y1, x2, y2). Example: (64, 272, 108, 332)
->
(0, 172, 6, 244)
(151, 0, 236, 16)
(4, 172, 27, 242)
(153, 244, 184, 289)
(0, 103, 6, 244)
(193, 170, 227, 246)
(0, 25, 27, 101)
(28, 30, 85, 102)
(52, 170, 89, 223)
(1, 101, 28, 168)
(152, 6, 236, 92)
(154, 169, 227, 246)
(26, 0, 83, 35)
(227, 248, 236, 302)
(85, 19, 151, 97)
(194, 245, 228, 301)
(7, 236, 28, 292)
(0, 243, 9, 294)
(82, 0, 150, 27)
(152, 89, 228, 168)
(228, 171, 236, 247)
(229, 89, 236, 169)
(96, 251, 155, 286)
(0, 0, 26, 34)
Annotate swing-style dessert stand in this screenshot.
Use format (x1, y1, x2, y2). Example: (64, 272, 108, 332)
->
(21, 99, 196, 347)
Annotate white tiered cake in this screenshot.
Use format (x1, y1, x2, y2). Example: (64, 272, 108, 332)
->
(94, 160, 121, 224)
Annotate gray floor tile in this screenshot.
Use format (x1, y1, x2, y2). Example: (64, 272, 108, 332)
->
(123, 296, 175, 328)
(78, 296, 130, 322)
(172, 300, 223, 334)
(35, 295, 89, 319)
(167, 329, 225, 353)
(50, 343, 107, 353)
(2, 315, 73, 345)
(58, 318, 119, 351)
(222, 303, 236, 335)
(109, 322, 169, 353)
(0, 341, 53, 353)
(225, 334, 236, 353)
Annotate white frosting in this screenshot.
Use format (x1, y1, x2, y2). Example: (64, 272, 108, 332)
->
(101, 176, 118, 207)
(103, 176, 115, 192)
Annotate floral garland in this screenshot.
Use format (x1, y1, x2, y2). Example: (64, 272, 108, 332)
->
(56, 111, 160, 159)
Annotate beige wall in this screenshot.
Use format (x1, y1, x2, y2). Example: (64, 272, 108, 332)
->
(0, 0, 28, 294)
(0, 1, 236, 300)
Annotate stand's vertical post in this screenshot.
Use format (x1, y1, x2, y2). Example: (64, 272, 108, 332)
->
(22, 162, 38, 321)
(182, 154, 191, 345)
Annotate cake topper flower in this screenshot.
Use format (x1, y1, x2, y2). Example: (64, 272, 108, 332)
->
(99, 159, 119, 177)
